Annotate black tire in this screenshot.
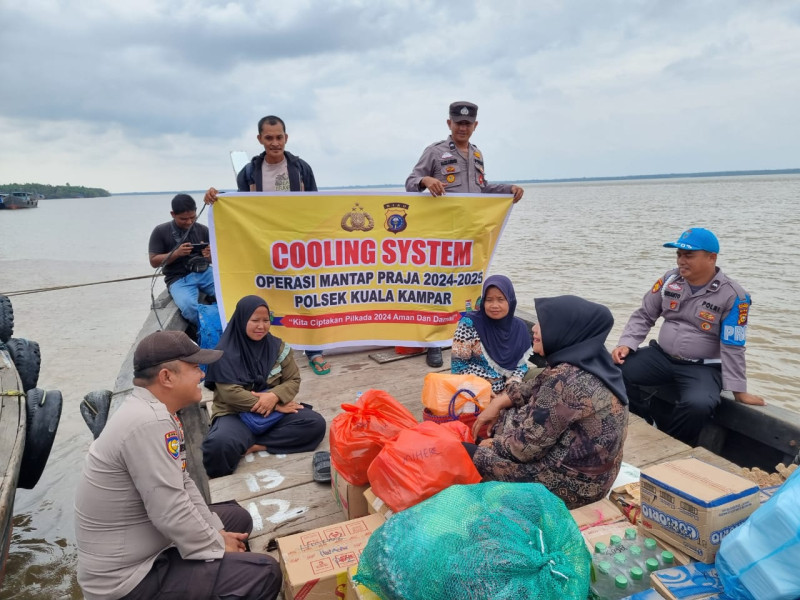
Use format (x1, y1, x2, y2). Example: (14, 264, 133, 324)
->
(6, 338, 41, 392)
(80, 390, 112, 439)
(0, 295, 13, 343)
(18, 388, 63, 490)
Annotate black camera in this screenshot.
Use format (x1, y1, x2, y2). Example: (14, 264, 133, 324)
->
(186, 255, 209, 273)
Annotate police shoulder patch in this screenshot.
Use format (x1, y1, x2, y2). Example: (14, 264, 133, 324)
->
(651, 278, 663, 294)
(164, 430, 180, 459)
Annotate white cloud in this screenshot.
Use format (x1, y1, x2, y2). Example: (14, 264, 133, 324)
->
(0, 0, 798, 191)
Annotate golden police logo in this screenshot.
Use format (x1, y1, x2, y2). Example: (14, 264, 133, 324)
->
(445, 166, 455, 173)
(651, 278, 663, 293)
(165, 431, 180, 459)
(384, 202, 409, 234)
(446, 174, 456, 183)
(698, 310, 715, 322)
(738, 303, 749, 325)
(700, 322, 712, 331)
(474, 151, 482, 159)
(341, 203, 375, 232)
(669, 300, 678, 310)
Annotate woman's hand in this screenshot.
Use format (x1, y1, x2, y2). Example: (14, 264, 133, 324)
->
(250, 391, 279, 415)
(274, 400, 304, 414)
(472, 392, 512, 441)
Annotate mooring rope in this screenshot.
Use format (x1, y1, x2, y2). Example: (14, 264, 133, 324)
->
(2, 274, 163, 297)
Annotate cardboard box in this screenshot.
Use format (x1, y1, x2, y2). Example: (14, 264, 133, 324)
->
(639, 458, 759, 563)
(569, 498, 627, 531)
(363, 487, 394, 520)
(345, 565, 382, 600)
(650, 562, 735, 599)
(277, 513, 385, 600)
(332, 464, 370, 520)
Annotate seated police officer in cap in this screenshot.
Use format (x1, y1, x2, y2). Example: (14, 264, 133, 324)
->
(74, 330, 281, 600)
(148, 194, 215, 328)
(406, 101, 524, 368)
(611, 227, 765, 446)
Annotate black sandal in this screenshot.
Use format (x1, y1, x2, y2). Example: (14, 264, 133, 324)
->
(312, 450, 331, 483)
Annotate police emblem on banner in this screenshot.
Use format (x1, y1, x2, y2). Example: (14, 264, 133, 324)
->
(384, 202, 409, 234)
(165, 431, 180, 460)
(341, 203, 375, 232)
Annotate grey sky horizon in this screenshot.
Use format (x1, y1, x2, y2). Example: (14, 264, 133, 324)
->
(1, 1, 798, 194)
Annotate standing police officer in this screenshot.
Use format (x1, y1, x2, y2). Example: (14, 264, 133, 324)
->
(406, 101, 524, 202)
(611, 227, 765, 446)
(406, 101, 524, 367)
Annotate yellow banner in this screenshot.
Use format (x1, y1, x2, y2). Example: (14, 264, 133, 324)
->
(209, 192, 513, 350)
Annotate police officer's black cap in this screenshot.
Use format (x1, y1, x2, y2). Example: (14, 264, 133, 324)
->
(449, 101, 478, 123)
(134, 330, 222, 371)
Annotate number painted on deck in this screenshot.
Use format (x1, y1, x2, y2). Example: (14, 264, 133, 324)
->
(247, 499, 309, 531)
(245, 469, 285, 493)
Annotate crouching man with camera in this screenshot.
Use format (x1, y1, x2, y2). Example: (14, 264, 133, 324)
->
(149, 194, 215, 327)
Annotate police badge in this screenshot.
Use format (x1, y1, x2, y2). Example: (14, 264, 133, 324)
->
(341, 203, 375, 232)
(384, 202, 409, 234)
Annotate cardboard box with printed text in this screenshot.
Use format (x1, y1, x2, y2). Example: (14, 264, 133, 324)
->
(639, 458, 759, 563)
(277, 513, 385, 600)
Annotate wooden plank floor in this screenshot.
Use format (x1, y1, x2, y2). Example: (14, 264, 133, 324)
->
(208, 347, 739, 556)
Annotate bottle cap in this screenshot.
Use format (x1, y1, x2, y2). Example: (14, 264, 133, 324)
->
(661, 550, 675, 564)
(629, 545, 642, 557)
(609, 534, 622, 546)
(594, 542, 607, 554)
(614, 575, 629, 589)
(613, 553, 627, 565)
(646, 557, 659, 571)
(630, 567, 644, 580)
(624, 527, 637, 540)
(597, 561, 612, 574)
(645, 537, 658, 551)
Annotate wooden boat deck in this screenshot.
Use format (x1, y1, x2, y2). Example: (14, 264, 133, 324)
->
(206, 346, 739, 556)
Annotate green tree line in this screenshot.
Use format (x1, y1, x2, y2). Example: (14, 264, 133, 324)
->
(0, 183, 110, 199)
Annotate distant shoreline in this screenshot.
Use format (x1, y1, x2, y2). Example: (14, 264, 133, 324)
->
(113, 167, 800, 195)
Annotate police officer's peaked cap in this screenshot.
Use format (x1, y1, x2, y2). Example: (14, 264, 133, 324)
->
(449, 101, 478, 122)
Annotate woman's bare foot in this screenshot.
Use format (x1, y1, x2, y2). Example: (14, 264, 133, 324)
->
(245, 444, 267, 455)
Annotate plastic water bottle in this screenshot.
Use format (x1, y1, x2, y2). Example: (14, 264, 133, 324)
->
(594, 542, 608, 556)
(628, 544, 643, 567)
(612, 552, 628, 578)
(591, 560, 615, 600)
(628, 566, 645, 594)
(613, 575, 630, 597)
(659, 550, 675, 568)
(644, 537, 659, 561)
(608, 534, 625, 554)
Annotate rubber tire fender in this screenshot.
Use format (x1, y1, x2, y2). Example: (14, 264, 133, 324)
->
(0, 295, 13, 344)
(80, 390, 112, 440)
(6, 338, 41, 392)
(18, 388, 63, 490)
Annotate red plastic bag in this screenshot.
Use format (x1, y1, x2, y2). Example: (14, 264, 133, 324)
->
(439, 420, 475, 443)
(367, 421, 482, 512)
(330, 389, 418, 486)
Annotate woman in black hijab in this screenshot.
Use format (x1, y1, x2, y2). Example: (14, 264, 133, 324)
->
(469, 295, 629, 509)
(202, 295, 326, 478)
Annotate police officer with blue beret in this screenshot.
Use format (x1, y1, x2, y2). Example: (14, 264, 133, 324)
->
(612, 228, 765, 445)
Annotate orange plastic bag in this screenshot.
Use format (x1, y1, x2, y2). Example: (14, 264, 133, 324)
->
(330, 389, 418, 486)
(439, 420, 475, 443)
(367, 421, 482, 512)
(421, 373, 491, 416)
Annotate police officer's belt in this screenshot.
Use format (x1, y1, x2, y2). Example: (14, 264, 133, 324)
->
(650, 340, 721, 366)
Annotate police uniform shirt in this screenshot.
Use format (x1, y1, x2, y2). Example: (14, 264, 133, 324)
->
(618, 267, 751, 392)
(405, 136, 513, 195)
(75, 386, 225, 600)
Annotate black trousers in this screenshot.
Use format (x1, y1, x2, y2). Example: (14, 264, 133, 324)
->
(203, 409, 327, 478)
(120, 501, 282, 600)
(620, 342, 722, 446)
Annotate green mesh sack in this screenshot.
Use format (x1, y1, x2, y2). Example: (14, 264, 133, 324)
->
(354, 481, 590, 600)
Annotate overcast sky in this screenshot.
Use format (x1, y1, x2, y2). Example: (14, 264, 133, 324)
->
(1, 0, 798, 193)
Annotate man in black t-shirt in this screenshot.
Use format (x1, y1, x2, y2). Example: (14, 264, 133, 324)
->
(148, 194, 215, 326)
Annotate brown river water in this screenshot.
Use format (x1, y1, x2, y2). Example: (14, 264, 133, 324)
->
(0, 174, 798, 597)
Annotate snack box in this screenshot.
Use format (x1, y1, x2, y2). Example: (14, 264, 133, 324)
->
(639, 458, 759, 563)
(277, 513, 384, 600)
